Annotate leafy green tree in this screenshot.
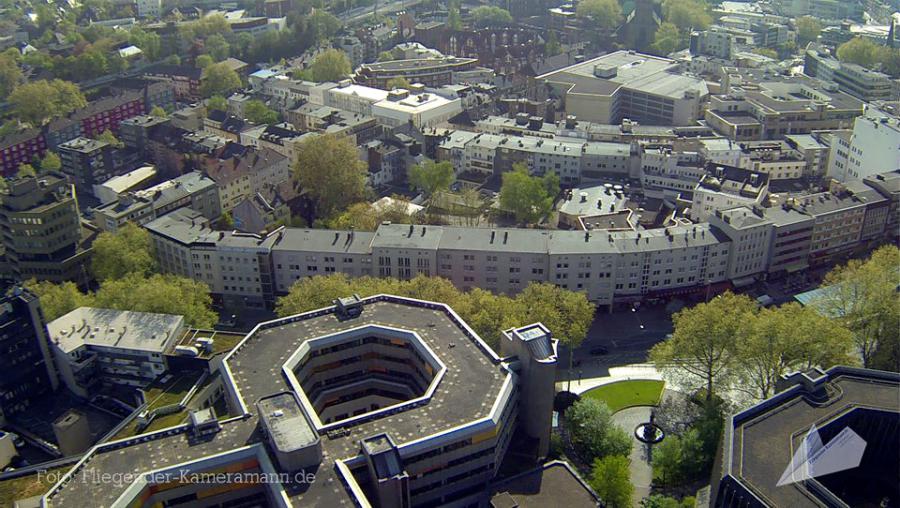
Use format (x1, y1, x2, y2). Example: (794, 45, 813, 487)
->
(204, 33, 230, 61)
(663, 0, 711, 30)
(308, 11, 342, 42)
(243, 99, 278, 124)
(308, 48, 351, 82)
(408, 159, 455, 213)
(818, 245, 900, 369)
(837, 38, 900, 76)
(0, 52, 22, 97)
(545, 30, 561, 56)
(515, 283, 594, 348)
(652, 22, 683, 56)
(196, 54, 214, 69)
(576, 0, 623, 30)
(96, 129, 124, 149)
(499, 164, 558, 224)
(24, 280, 94, 321)
(328, 198, 417, 231)
(179, 14, 231, 43)
(200, 62, 242, 98)
(221, 211, 235, 229)
(566, 398, 632, 462)
(471, 6, 513, 27)
(642, 495, 696, 508)
(386, 76, 411, 89)
(650, 292, 757, 399)
(738, 303, 854, 398)
(91, 223, 157, 282)
(93, 273, 217, 328)
(128, 27, 161, 61)
(8, 79, 87, 126)
(149, 106, 167, 118)
(652, 428, 708, 486)
(448, 1, 462, 30)
(454, 288, 525, 349)
(795, 16, 821, 46)
(207, 95, 228, 112)
(589, 455, 633, 508)
(39, 152, 61, 172)
(16, 164, 37, 178)
(294, 134, 367, 219)
(377, 51, 395, 62)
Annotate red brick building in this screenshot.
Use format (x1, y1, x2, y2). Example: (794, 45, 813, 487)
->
(0, 130, 47, 177)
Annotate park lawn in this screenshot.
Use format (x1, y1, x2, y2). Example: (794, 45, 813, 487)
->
(582, 379, 665, 413)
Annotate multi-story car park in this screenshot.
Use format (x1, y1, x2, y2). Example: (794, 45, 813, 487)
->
(39, 295, 558, 508)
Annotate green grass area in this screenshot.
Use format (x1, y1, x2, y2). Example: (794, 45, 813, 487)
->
(179, 329, 246, 355)
(142, 371, 203, 410)
(0, 466, 71, 508)
(582, 379, 665, 413)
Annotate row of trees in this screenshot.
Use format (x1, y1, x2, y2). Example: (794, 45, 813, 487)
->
(650, 245, 899, 404)
(276, 273, 595, 350)
(837, 37, 900, 77)
(26, 224, 217, 328)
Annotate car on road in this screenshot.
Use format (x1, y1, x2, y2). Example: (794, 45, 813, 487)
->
(589, 346, 609, 356)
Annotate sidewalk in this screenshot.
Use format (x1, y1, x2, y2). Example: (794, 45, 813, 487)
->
(556, 363, 665, 395)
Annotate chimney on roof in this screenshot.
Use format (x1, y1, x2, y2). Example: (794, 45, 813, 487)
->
(490, 230, 496, 243)
(503, 231, 508, 244)
(408, 224, 414, 237)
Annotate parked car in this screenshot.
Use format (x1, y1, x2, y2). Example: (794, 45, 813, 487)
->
(589, 346, 609, 356)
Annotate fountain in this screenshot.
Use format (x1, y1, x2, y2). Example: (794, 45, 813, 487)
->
(634, 411, 664, 444)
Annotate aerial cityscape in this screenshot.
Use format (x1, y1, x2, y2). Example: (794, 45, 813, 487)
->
(0, 0, 897, 506)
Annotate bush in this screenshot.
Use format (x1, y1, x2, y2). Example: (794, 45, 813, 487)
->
(566, 398, 632, 462)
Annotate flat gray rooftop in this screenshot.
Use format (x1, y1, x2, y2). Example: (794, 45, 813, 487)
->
(47, 297, 508, 507)
(258, 393, 317, 452)
(47, 307, 184, 354)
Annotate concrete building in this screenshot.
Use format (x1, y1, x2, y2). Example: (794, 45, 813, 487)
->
(354, 54, 479, 89)
(58, 137, 116, 194)
(827, 111, 900, 182)
(0, 173, 90, 285)
(707, 207, 772, 285)
(794, 190, 867, 265)
(0, 285, 59, 427)
(371, 89, 462, 129)
(640, 143, 706, 199)
(93, 171, 220, 232)
(202, 146, 290, 212)
(761, 205, 815, 275)
(690, 27, 734, 59)
(711, 367, 899, 507)
(47, 307, 186, 397)
(804, 48, 899, 102)
(705, 78, 863, 140)
(40, 295, 566, 508)
(136, 0, 161, 18)
(92, 165, 157, 205)
(691, 164, 769, 222)
(536, 51, 709, 126)
(862, 170, 900, 240)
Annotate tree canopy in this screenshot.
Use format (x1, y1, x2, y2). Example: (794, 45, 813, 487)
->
(293, 134, 367, 220)
(276, 274, 595, 351)
(8, 79, 87, 126)
(39, 152, 61, 172)
(662, 0, 711, 31)
(652, 22, 683, 56)
(200, 62, 242, 98)
(590, 455, 633, 508)
(499, 164, 559, 224)
(795, 16, 822, 47)
(243, 99, 278, 124)
(385, 76, 411, 90)
(576, 0, 623, 30)
(471, 6, 513, 28)
(91, 223, 157, 282)
(327, 198, 418, 231)
(837, 38, 900, 77)
(566, 398, 632, 463)
(408, 159, 455, 213)
(24, 280, 93, 322)
(308, 48, 351, 82)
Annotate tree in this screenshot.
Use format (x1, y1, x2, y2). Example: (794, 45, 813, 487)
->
(471, 6, 513, 27)
(243, 99, 279, 124)
(408, 159, 455, 213)
(837, 38, 900, 76)
(39, 152, 61, 172)
(642, 495, 696, 508)
(308, 11, 342, 42)
(818, 245, 900, 369)
(207, 95, 228, 112)
(93, 273, 217, 328)
(91, 223, 157, 282)
(180, 14, 231, 43)
(196, 54, 214, 69)
(149, 106, 167, 118)
(650, 292, 757, 399)
(795, 16, 821, 47)
(24, 280, 94, 321)
(737, 303, 854, 398)
(328, 198, 418, 231)
(448, 1, 462, 31)
(385, 76, 411, 90)
(515, 283, 594, 348)
(16, 164, 37, 178)
(545, 30, 561, 57)
(652, 22, 683, 56)
(293, 134, 367, 219)
(308, 48, 351, 82)
(204, 33, 230, 62)
(200, 62, 242, 98)
(129, 27, 161, 61)
(566, 398, 632, 462)
(0, 52, 22, 97)
(576, 0, 623, 30)
(589, 455, 633, 508)
(96, 129, 123, 149)
(652, 428, 709, 486)
(663, 0, 711, 31)
(8, 79, 87, 126)
(499, 164, 558, 224)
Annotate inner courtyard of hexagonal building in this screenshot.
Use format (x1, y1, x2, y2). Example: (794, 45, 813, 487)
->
(285, 324, 445, 427)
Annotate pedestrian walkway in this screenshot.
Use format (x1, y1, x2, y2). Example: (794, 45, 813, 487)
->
(556, 363, 665, 395)
(611, 406, 654, 507)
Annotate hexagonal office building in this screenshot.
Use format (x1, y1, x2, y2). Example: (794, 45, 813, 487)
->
(40, 295, 559, 508)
